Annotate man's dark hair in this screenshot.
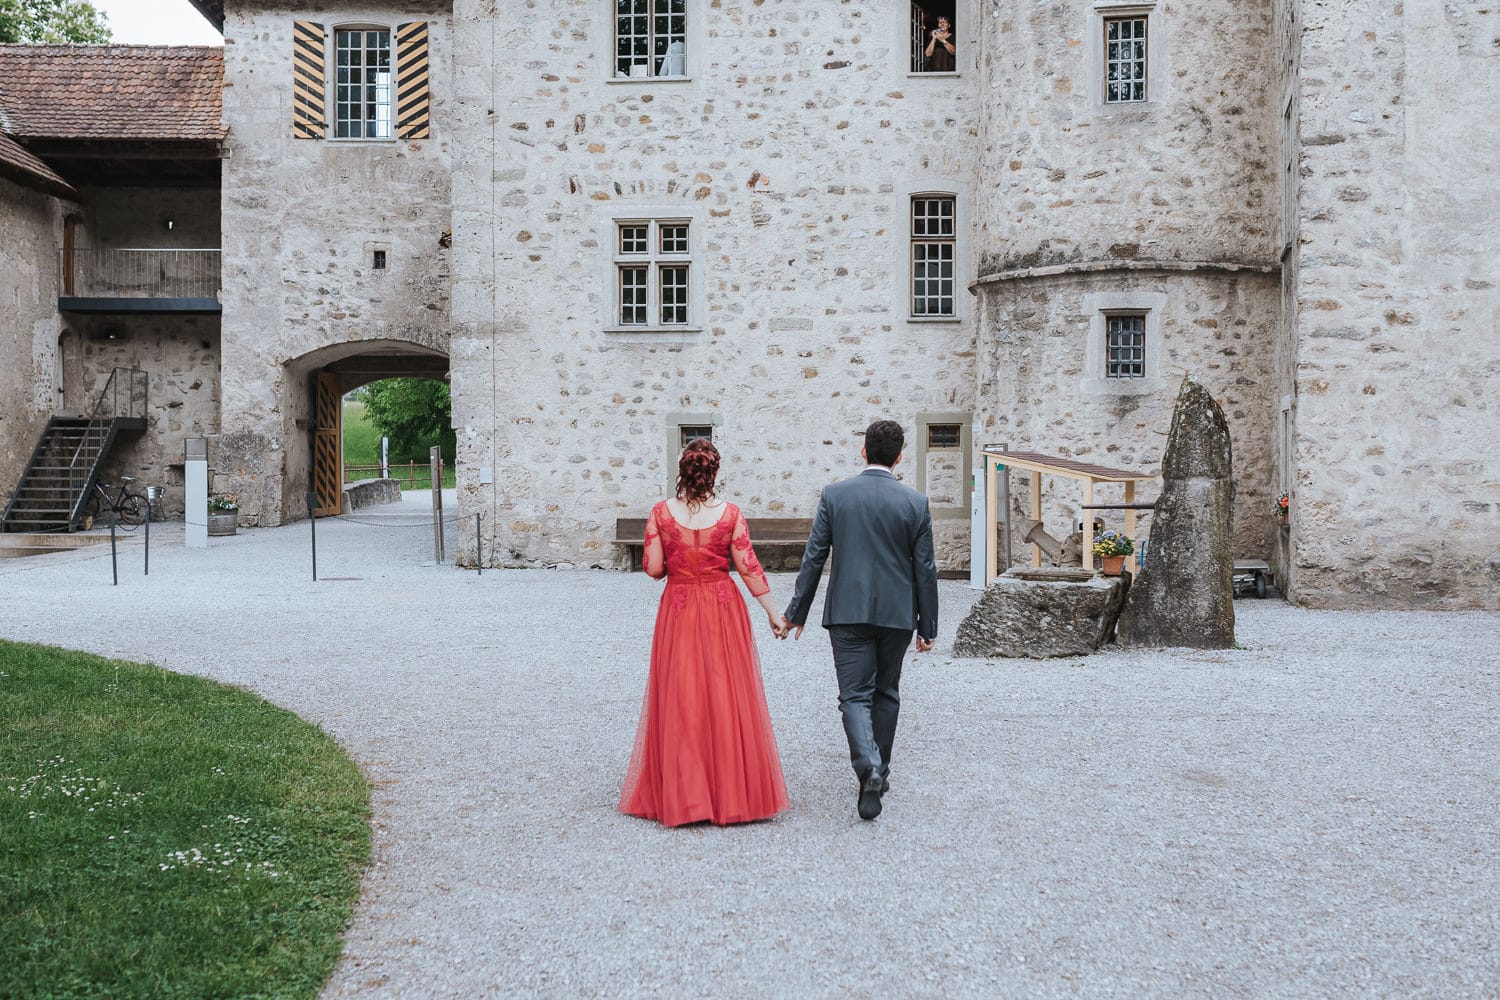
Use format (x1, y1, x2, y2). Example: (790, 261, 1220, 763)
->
(864, 419, 905, 468)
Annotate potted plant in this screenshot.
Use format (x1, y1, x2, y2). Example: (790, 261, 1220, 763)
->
(1275, 491, 1290, 527)
(208, 494, 239, 537)
(1092, 529, 1135, 576)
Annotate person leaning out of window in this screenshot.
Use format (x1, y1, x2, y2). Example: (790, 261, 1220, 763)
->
(925, 16, 955, 72)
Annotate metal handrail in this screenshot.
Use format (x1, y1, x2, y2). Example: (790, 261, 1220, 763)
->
(67, 367, 148, 473)
(59, 248, 221, 300)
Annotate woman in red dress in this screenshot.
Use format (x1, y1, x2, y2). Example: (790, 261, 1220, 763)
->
(619, 440, 791, 827)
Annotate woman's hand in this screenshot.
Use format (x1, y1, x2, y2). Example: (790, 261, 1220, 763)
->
(768, 610, 789, 638)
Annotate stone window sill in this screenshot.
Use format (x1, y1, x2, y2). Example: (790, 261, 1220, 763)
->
(1080, 377, 1167, 398)
(907, 315, 962, 324)
(603, 326, 704, 343)
(606, 76, 693, 86)
(908, 72, 961, 79)
(325, 138, 403, 145)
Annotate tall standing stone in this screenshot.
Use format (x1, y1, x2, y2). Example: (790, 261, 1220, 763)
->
(1117, 378, 1236, 648)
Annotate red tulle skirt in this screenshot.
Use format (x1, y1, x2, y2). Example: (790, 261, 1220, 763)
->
(620, 574, 789, 827)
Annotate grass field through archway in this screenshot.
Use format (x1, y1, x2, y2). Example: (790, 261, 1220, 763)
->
(342, 398, 457, 490)
(0, 641, 370, 999)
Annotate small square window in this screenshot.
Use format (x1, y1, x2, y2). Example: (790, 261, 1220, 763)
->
(659, 223, 689, 254)
(1105, 314, 1147, 378)
(927, 424, 961, 449)
(372, 250, 386, 270)
(680, 425, 713, 448)
(619, 224, 648, 254)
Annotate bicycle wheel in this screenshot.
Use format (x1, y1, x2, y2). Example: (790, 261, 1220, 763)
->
(116, 494, 146, 530)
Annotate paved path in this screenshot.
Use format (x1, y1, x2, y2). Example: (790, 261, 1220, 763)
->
(1, 497, 1497, 997)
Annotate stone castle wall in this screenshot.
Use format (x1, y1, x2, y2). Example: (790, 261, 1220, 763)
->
(974, 269, 1280, 560)
(1290, 0, 1500, 608)
(0, 176, 66, 506)
(66, 315, 222, 518)
(217, 2, 453, 525)
(448, 0, 980, 568)
(971, 0, 1282, 567)
(975, 0, 1280, 273)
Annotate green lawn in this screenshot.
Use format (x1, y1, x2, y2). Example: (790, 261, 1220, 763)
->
(342, 399, 456, 489)
(0, 641, 371, 999)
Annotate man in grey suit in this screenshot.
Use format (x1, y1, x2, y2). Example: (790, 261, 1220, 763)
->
(781, 419, 940, 820)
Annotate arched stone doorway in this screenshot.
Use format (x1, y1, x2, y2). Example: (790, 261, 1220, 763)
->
(282, 339, 449, 519)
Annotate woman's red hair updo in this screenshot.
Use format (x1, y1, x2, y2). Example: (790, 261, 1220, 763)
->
(676, 438, 720, 507)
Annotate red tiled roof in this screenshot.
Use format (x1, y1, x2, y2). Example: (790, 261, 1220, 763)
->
(0, 130, 74, 196)
(0, 45, 224, 142)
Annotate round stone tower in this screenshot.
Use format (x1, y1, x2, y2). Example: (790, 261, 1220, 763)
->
(970, 0, 1283, 558)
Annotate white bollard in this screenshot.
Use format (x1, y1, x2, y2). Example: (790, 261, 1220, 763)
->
(185, 438, 208, 549)
(969, 454, 986, 589)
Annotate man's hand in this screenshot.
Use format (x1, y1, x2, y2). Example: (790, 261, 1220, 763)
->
(915, 636, 934, 653)
(791, 624, 804, 641)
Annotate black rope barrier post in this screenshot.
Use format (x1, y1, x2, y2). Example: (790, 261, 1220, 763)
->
(476, 512, 482, 575)
(109, 519, 118, 586)
(143, 494, 150, 577)
(306, 491, 319, 581)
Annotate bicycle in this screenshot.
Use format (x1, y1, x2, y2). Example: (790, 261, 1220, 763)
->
(84, 477, 148, 530)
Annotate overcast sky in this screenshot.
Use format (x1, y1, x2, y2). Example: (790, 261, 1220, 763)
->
(93, 0, 223, 46)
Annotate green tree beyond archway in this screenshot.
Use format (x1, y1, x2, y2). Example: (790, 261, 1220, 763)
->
(358, 377, 455, 464)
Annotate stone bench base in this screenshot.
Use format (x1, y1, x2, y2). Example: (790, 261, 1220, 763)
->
(342, 478, 402, 512)
(954, 572, 1131, 659)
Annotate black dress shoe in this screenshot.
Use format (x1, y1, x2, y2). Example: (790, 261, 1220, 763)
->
(857, 771, 884, 820)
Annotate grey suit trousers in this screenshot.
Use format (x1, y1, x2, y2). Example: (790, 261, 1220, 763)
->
(829, 623, 912, 779)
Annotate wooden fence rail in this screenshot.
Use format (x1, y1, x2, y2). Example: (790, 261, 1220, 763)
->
(345, 459, 447, 489)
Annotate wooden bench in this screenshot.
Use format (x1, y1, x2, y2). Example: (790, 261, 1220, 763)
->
(612, 516, 813, 572)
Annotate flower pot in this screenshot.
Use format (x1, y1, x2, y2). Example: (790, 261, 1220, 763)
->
(1100, 554, 1126, 576)
(207, 511, 238, 537)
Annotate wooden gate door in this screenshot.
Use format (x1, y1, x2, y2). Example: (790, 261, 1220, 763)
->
(312, 371, 343, 516)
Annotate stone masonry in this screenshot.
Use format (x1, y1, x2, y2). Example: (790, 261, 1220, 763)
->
(2, 2, 1497, 609)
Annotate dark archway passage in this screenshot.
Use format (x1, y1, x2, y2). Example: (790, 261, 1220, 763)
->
(281, 340, 448, 521)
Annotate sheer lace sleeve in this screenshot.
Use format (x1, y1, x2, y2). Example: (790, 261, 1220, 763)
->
(643, 503, 667, 580)
(730, 508, 770, 597)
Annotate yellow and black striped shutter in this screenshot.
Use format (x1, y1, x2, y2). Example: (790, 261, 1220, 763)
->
(292, 20, 326, 139)
(396, 22, 432, 140)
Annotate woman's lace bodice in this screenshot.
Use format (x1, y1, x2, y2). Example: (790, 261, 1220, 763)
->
(643, 500, 770, 597)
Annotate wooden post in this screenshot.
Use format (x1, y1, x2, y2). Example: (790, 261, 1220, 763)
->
(1081, 477, 1095, 573)
(1124, 480, 1138, 574)
(985, 455, 999, 583)
(1030, 470, 1043, 568)
(430, 446, 444, 563)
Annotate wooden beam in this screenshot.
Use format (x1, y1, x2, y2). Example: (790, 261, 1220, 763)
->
(985, 455, 998, 583)
(974, 451, 1151, 483)
(1030, 470, 1042, 568)
(1082, 477, 1095, 573)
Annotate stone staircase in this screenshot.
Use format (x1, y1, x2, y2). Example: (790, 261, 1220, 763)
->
(0, 368, 148, 533)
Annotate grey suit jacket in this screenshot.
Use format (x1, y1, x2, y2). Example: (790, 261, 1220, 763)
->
(784, 468, 940, 640)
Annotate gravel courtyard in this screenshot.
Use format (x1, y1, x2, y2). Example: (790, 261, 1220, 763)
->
(1, 497, 1496, 998)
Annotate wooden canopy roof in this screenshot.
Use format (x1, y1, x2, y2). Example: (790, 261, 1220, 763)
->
(979, 448, 1151, 483)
